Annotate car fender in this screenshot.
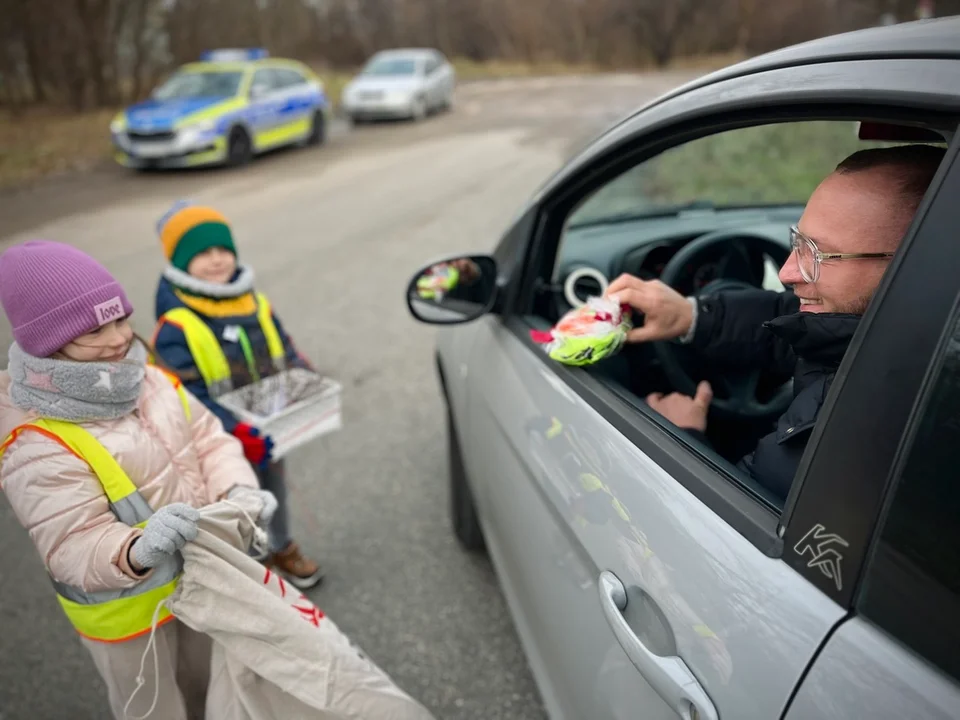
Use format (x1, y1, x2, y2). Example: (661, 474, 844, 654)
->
(218, 111, 255, 143)
(435, 323, 480, 422)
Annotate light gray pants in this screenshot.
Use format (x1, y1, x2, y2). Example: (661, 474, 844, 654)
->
(256, 459, 291, 553)
(82, 618, 211, 720)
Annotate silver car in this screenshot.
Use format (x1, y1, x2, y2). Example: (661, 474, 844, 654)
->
(341, 48, 455, 123)
(405, 17, 960, 720)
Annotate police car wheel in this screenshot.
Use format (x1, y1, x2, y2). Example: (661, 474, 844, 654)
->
(227, 128, 253, 166)
(448, 406, 485, 553)
(307, 111, 326, 146)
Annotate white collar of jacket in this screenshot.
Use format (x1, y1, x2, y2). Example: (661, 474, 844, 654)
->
(7, 340, 148, 422)
(163, 264, 256, 299)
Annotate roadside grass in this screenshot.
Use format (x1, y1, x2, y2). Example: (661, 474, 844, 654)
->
(568, 121, 908, 225)
(644, 121, 884, 205)
(0, 52, 748, 192)
(0, 108, 117, 192)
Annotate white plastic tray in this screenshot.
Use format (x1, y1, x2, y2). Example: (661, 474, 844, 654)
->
(216, 368, 342, 460)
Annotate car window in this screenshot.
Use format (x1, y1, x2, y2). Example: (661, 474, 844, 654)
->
(566, 121, 894, 226)
(557, 121, 894, 290)
(858, 303, 960, 683)
(361, 57, 418, 76)
(153, 70, 244, 100)
(530, 117, 925, 519)
(425, 57, 439, 74)
(273, 68, 306, 88)
(251, 69, 277, 93)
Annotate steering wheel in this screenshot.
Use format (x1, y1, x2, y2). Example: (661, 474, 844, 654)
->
(653, 229, 793, 419)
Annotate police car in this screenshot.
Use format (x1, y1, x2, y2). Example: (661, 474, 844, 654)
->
(110, 49, 329, 170)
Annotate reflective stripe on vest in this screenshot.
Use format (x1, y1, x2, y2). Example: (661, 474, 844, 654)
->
(157, 292, 285, 397)
(0, 375, 192, 643)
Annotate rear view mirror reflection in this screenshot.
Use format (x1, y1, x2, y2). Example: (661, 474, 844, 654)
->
(406, 255, 498, 325)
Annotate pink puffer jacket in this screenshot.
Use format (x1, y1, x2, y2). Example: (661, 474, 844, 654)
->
(0, 365, 258, 593)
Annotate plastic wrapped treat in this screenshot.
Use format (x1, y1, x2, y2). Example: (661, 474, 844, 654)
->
(416, 262, 460, 301)
(530, 296, 632, 366)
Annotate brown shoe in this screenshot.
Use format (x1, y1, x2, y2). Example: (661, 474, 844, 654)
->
(269, 542, 324, 589)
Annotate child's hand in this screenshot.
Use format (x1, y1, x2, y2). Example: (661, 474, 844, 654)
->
(228, 486, 278, 527)
(232, 423, 274, 469)
(131, 503, 200, 569)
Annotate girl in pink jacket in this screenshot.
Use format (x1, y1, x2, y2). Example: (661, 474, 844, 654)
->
(0, 240, 276, 720)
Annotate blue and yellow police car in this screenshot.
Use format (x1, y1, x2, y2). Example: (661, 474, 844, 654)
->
(110, 49, 329, 170)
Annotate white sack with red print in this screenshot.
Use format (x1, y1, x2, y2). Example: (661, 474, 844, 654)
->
(166, 497, 435, 720)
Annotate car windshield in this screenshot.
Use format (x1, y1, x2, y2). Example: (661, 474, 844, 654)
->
(153, 70, 244, 100)
(567, 121, 890, 227)
(361, 57, 418, 76)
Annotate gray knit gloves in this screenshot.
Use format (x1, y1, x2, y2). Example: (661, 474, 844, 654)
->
(130, 503, 200, 570)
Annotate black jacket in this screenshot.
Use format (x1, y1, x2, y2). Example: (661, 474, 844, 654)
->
(690, 289, 860, 503)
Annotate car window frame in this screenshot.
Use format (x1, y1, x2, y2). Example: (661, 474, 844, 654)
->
(849, 282, 960, 686)
(782, 133, 960, 605)
(493, 65, 960, 557)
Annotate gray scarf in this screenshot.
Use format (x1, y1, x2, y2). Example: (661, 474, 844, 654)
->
(163, 264, 255, 299)
(8, 340, 148, 422)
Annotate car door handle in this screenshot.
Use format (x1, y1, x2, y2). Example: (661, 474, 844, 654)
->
(598, 571, 719, 720)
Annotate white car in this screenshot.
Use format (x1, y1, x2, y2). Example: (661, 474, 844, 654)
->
(341, 48, 455, 123)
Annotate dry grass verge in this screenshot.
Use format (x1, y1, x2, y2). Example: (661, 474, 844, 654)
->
(0, 108, 116, 191)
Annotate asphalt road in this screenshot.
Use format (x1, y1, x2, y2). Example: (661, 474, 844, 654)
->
(0, 71, 695, 720)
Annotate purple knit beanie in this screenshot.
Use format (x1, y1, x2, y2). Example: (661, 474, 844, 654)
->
(0, 240, 134, 357)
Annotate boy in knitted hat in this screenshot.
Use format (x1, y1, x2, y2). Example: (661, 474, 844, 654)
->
(151, 200, 324, 589)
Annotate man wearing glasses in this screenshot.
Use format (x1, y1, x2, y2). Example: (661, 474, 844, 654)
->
(606, 143, 946, 502)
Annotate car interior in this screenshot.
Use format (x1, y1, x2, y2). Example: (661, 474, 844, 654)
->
(529, 116, 956, 510)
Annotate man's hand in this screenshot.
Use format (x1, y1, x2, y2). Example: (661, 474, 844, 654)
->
(606, 274, 693, 342)
(646, 381, 713, 432)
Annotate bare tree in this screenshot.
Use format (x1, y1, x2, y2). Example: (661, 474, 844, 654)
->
(5, 0, 955, 114)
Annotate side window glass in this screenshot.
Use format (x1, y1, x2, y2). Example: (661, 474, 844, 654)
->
(279, 69, 306, 88)
(558, 121, 893, 292)
(251, 69, 274, 95)
(536, 119, 910, 513)
(859, 305, 960, 684)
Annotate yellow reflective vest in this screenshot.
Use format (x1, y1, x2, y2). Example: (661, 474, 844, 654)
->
(154, 292, 285, 398)
(0, 372, 192, 643)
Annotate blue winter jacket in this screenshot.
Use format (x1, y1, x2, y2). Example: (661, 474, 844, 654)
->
(152, 272, 308, 433)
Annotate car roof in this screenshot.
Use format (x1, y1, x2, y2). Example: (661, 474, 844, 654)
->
(370, 48, 438, 60)
(636, 17, 960, 119)
(177, 57, 307, 74)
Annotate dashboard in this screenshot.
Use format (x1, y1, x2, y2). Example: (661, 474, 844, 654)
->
(552, 206, 801, 309)
(626, 241, 724, 290)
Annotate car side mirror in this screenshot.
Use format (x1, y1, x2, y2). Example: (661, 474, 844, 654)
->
(406, 254, 498, 325)
(250, 84, 268, 100)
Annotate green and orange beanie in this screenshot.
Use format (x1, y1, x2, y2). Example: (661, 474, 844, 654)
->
(156, 200, 237, 272)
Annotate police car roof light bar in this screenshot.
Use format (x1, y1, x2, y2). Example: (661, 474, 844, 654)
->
(199, 48, 269, 62)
